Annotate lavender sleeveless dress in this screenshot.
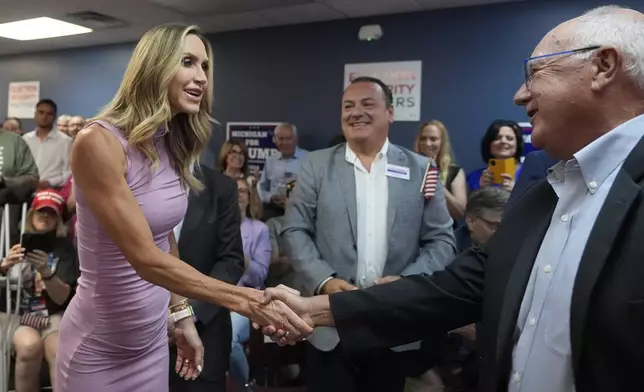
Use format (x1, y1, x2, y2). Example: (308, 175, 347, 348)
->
(55, 121, 188, 391)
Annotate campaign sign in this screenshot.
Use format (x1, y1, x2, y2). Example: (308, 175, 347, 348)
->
(226, 122, 280, 173)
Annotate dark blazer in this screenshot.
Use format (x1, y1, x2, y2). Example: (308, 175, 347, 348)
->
(176, 166, 245, 383)
(507, 150, 558, 208)
(329, 137, 644, 392)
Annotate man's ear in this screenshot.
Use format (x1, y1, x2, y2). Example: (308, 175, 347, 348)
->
(465, 215, 474, 231)
(590, 46, 620, 92)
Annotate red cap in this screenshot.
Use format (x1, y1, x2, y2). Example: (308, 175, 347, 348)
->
(32, 189, 65, 216)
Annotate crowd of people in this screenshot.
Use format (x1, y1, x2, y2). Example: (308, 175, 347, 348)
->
(0, 4, 643, 392)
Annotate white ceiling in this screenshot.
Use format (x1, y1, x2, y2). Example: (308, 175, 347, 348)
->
(0, 0, 522, 56)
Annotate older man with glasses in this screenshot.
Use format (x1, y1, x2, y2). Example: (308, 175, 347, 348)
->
(260, 6, 644, 392)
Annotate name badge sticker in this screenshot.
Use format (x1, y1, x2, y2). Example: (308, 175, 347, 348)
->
(386, 164, 410, 180)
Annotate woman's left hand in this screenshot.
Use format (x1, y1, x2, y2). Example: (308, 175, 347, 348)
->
(174, 320, 204, 380)
(24, 250, 53, 277)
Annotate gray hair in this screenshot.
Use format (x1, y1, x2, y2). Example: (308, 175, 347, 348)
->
(466, 187, 510, 217)
(276, 123, 297, 137)
(569, 5, 644, 90)
(57, 114, 71, 122)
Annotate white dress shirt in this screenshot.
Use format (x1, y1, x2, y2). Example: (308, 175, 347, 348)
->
(346, 140, 389, 289)
(23, 129, 72, 187)
(308, 140, 389, 351)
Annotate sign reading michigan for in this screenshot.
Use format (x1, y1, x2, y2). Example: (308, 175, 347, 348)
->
(226, 122, 280, 173)
(344, 61, 422, 121)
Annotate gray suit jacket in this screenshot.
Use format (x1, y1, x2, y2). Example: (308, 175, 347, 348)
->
(281, 143, 456, 297)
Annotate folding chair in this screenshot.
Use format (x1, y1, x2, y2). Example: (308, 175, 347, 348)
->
(0, 203, 28, 392)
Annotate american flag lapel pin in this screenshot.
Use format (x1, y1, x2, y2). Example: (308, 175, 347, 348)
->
(421, 163, 439, 199)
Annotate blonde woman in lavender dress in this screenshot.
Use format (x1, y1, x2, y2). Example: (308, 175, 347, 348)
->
(54, 24, 312, 392)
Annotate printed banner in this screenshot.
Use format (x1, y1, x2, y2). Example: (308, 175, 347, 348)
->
(226, 122, 280, 173)
(7, 81, 40, 118)
(344, 61, 422, 121)
(519, 122, 538, 162)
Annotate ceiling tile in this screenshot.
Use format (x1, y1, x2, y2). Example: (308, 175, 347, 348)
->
(199, 11, 282, 31)
(151, 0, 314, 16)
(257, 3, 346, 24)
(325, 0, 421, 18)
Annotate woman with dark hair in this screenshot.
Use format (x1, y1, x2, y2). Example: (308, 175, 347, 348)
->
(466, 120, 524, 192)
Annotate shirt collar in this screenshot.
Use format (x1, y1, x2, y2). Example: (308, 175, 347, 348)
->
(29, 129, 60, 140)
(277, 147, 304, 160)
(345, 138, 389, 164)
(547, 114, 644, 193)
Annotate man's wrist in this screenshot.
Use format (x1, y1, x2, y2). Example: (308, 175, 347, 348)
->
(309, 295, 334, 327)
(315, 276, 334, 295)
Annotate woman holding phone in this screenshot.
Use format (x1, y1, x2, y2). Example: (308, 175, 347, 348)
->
(0, 189, 78, 392)
(466, 120, 524, 192)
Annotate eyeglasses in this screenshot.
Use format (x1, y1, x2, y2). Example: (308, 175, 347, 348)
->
(524, 45, 601, 86)
(476, 215, 501, 230)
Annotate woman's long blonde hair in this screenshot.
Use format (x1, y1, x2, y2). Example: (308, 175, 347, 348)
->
(94, 24, 214, 191)
(415, 120, 456, 184)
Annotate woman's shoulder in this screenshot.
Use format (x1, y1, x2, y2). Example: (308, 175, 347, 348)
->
(249, 218, 269, 233)
(75, 121, 126, 151)
(449, 162, 463, 171)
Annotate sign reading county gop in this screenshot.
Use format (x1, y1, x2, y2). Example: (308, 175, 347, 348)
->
(344, 61, 422, 121)
(226, 122, 279, 173)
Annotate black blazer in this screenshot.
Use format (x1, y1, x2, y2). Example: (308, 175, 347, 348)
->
(177, 166, 244, 380)
(329, 136, 644, 392)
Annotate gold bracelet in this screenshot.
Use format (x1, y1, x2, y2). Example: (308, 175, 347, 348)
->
(169, 298, 188, 312)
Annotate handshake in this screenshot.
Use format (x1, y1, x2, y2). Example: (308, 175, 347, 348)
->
(246, 276, 400, 345)
(246, 284, 327, 346)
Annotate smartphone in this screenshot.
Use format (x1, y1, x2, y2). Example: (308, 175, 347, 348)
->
(488, 158, 516, 184)
(21, 231, 57, 255)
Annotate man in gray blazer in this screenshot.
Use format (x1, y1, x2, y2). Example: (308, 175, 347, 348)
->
(281, 76, 456, 392)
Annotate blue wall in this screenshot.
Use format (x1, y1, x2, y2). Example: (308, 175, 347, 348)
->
(0, 0, 641, 171)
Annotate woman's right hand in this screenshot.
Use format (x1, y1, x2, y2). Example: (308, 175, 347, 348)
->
(246, 288, 312, 342)
(479, 169, 493, 188)
(1, 244, 24, 270)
